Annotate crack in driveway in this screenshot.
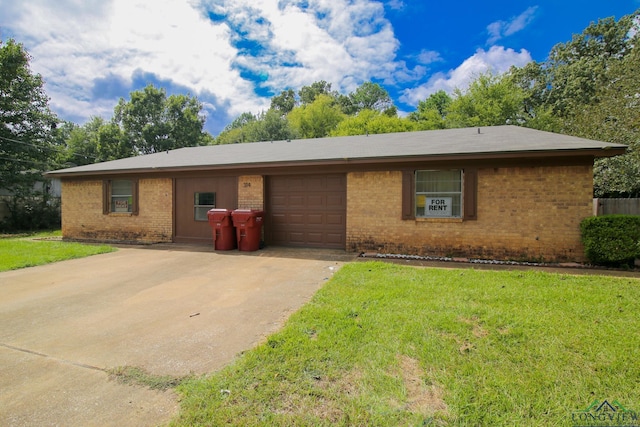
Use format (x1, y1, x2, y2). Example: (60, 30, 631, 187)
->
(0, 342, 105, 372)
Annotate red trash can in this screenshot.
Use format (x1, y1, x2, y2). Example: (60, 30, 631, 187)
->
(231, 209, 264, 251)
(207, 209, 236, 250)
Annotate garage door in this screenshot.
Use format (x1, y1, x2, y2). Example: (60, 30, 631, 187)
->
(267, 174, 346, 249)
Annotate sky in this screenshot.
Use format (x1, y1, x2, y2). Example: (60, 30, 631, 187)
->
(1, 0, 638, 136)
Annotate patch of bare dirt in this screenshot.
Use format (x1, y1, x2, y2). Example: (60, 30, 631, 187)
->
(275, 368, 363, 423)
(396, 355, 448, 417)
(459, 315, 489, 338)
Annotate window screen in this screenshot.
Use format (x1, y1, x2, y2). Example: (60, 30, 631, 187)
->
(111, 180, 134, 213)
(415, 170, 462, 218)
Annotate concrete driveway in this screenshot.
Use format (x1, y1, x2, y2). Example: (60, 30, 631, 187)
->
(0, 245, 351, 426)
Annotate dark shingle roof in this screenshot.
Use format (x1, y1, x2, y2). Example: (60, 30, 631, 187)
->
(47, 125, 627, 177)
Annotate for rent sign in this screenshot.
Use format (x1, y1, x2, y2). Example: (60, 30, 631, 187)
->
(114, 199, 129, 212)
(426, 197, 452, 217)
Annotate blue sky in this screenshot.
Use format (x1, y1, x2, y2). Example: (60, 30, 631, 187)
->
(1, 0, 638, 136)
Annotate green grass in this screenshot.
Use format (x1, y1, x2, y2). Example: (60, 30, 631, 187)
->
(0, 231, 115, 271)
(172, 261, 640, 426)
(108, 366, 192, 391)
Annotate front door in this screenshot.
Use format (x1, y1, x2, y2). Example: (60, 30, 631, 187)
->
(174, 176, 237, 244)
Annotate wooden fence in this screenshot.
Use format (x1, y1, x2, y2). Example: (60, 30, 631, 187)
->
(593, 198, 640, 216)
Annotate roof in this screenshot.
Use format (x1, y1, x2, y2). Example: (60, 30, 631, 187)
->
(47, 125, 627, 177)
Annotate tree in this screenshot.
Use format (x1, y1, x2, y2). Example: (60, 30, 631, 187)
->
(331, 109, 418, 136)
(335, 93, 357, 115)
(509, 9, 640, 196)
(298, 81, 334, 105)
(545, 13, 637, 116)
(270, 89, 296, 115)
(446, 73, 526, 128)
(256, 109, 295, 141)
(55, 120, 97, 167)
(287, 94, 345, 139)
(593, 155, 640, 198)
(236, 110, 295, 143)
(0, 39, 60, 230)
(215, 110, 295, 144)
(348, 81, 394, 113)
(0, 39, 57, 195)
(511, 11, 639, 119)
(215, 127, 244, 145)
(408, 90, 452, 130)
(96, 121, 130, 160)
(113, 84, 208, 155)
(564, 39, 640, 197)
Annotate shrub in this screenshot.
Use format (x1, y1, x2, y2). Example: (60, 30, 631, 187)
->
(0, 196, 61, 232)
(580, 215, 640, 267)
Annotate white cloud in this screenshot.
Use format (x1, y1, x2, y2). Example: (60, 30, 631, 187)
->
(205, 0, 400, 94)
(400, 46, 532, 106)
(386, 0, 405, 11)
(0, 0, 262, 122)
(0, 0, 404, 130)
(416, 49, 443, 65)
(487, 6, 538, 44)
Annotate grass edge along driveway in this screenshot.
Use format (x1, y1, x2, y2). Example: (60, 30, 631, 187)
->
(0, 231, 115, 272)
(172, 261, 640, 426)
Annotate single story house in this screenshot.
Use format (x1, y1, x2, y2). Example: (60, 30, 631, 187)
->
(46, 125, 626, 262)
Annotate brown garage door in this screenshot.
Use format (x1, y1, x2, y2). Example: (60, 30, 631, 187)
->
(267, 174, 346, 249)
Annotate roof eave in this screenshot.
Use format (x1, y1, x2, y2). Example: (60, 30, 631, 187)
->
(44, 146, 627, 178)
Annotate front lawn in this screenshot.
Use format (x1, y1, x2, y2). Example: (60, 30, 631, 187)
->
(0, 231, 115, 272)
(172, 262, 640, 426)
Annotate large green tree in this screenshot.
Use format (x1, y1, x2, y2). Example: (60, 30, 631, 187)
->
(54, 121, 94, 167)
(215, 110, 295, 144)
(215, 112, 257, 144)
(287, 94, 345, 139)
(565, 40, 640, 197)
(113, 84, 208, 155)
(545, 13, 637, 117)
(446, 73, 526, 128)
(331, 109, 417, 136)
(511, 10, 639, 120)
(348, 81, 394, 114)
(0, 39, 60, 230)
(510, 9, 640, 196)
(0, 39, 57, 195)
(298, 80, 334, 105)
(270, 88, 296, 115)
(408, 90, 452, 130)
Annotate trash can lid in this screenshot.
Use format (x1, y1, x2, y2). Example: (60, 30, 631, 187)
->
(232, 209, 264, 214)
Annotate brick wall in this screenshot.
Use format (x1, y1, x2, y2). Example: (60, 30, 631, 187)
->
(237, 175, 264, 210)
(61, 178, 173, 243)
(346, 165, 593, 262)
